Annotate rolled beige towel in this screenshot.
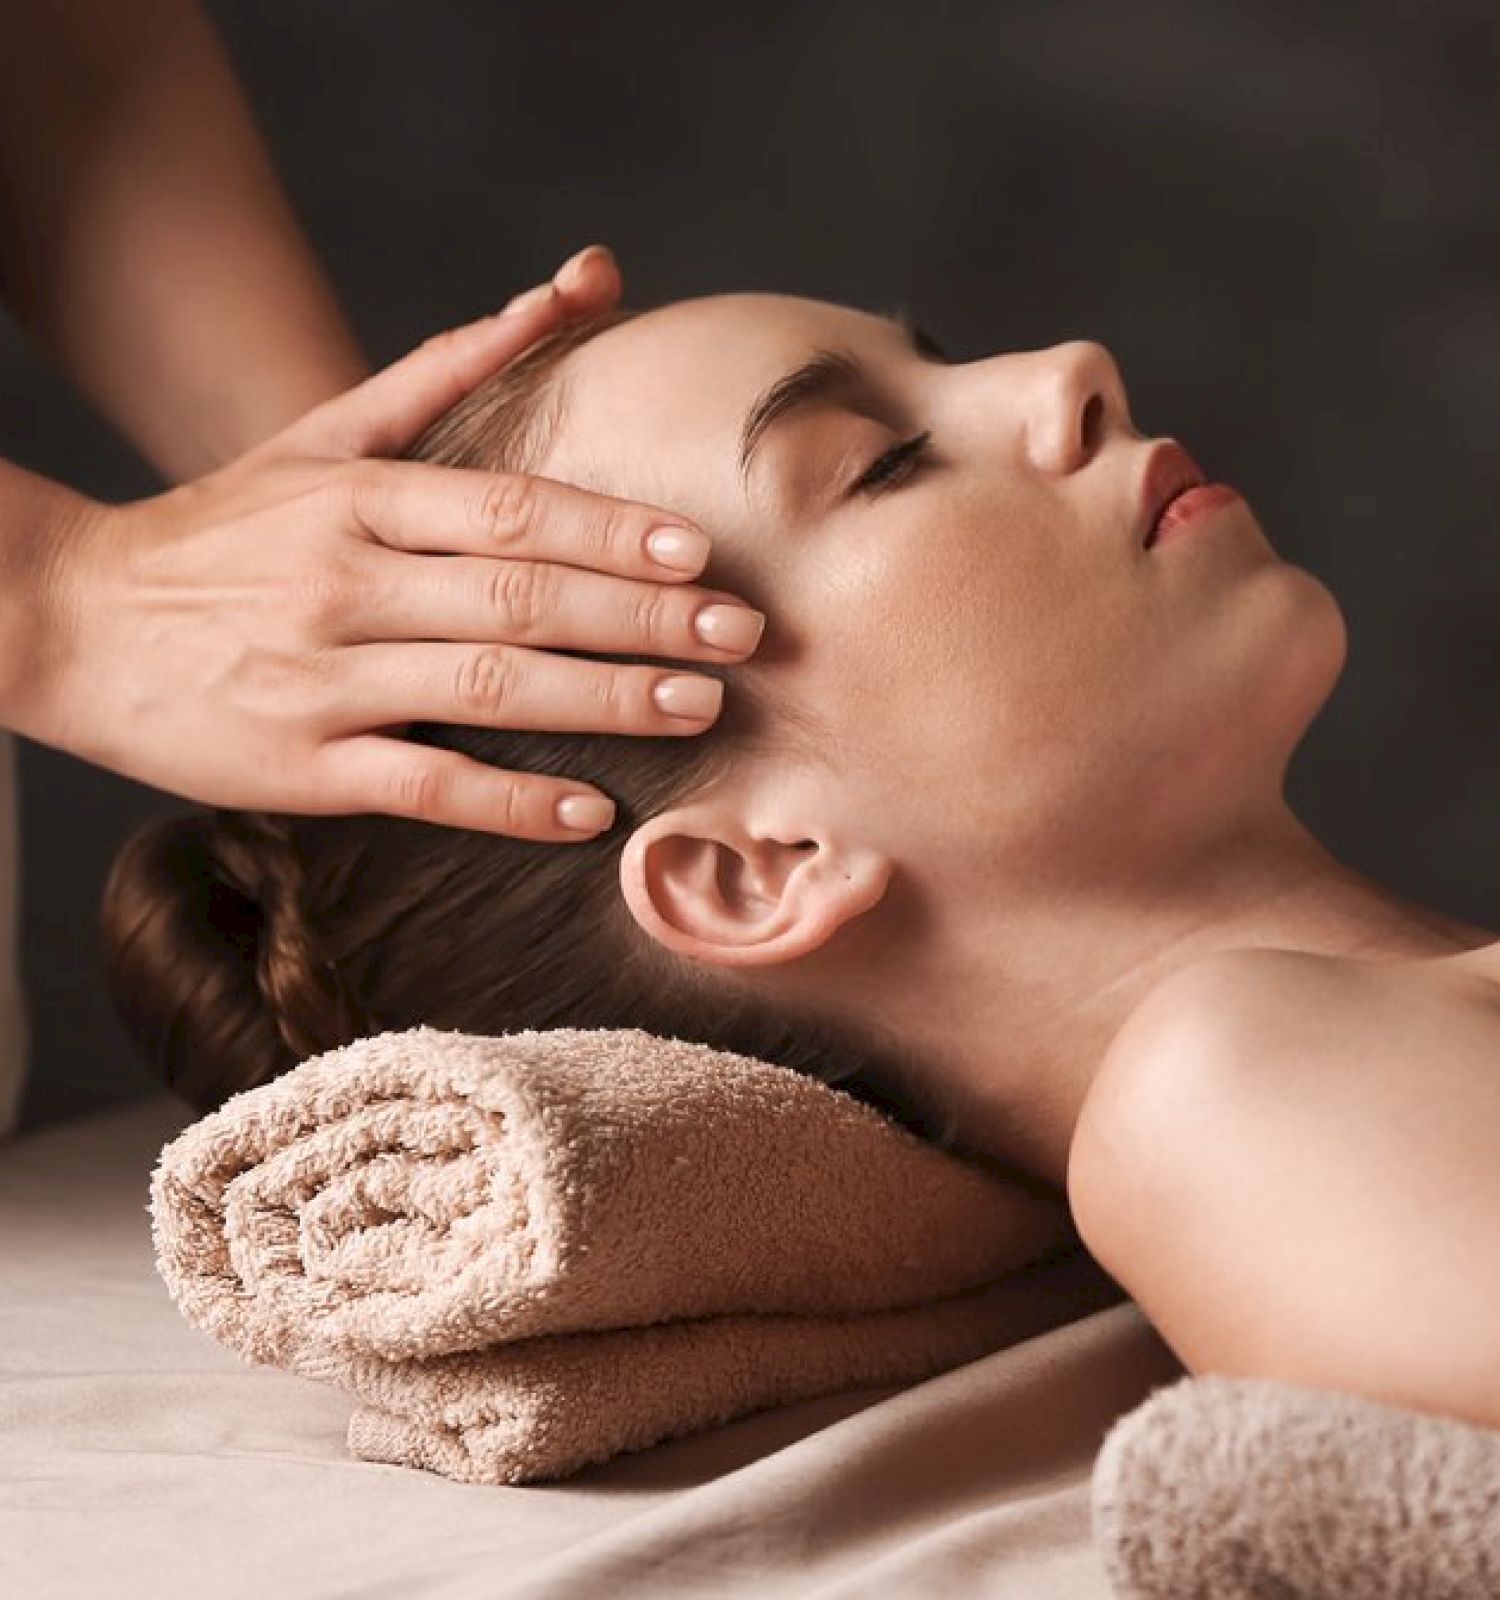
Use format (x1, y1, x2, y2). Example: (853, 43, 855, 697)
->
(1092, 1372, 1500, 1599)
(150, 1024, 1117, 1484)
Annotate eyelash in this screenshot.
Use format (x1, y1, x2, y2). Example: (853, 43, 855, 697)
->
(851, 430, 933, 497)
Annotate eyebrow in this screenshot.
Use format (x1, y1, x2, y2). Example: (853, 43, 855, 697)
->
(735, 307, 946, 486)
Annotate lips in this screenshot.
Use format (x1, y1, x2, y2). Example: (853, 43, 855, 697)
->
(1139, 442, 1207, 548)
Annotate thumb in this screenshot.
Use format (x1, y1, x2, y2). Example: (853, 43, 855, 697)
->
(287, 247, 623, 460)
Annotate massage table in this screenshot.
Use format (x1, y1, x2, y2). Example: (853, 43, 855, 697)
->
(0, 1089, 1182, 1598)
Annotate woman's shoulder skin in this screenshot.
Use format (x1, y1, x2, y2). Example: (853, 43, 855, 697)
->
(1066, 934, 1500, 1433)
(1073, 936, 1500, 1155)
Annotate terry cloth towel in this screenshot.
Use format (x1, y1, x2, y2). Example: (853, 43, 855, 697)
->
(1092, 1371, 1500, 1599)
(149, 1024, 1118, 1486)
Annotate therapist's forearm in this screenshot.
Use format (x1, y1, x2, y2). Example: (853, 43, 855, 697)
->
(0, 0, 368, 482)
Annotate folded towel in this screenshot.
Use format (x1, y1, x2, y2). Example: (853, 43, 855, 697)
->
(149, 1024, 1115, 1484)
(1092, 1372, 1500, 1599)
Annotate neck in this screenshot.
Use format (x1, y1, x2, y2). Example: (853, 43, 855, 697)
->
(847, 803, 1495, 1193)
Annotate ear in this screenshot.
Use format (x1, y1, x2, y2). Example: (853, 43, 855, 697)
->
(618, 804, 893, 969)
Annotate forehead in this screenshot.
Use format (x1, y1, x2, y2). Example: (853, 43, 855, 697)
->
(537, 293, 900, 517)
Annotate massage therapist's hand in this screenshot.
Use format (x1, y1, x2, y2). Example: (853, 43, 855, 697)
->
(5, 246, 765, 841)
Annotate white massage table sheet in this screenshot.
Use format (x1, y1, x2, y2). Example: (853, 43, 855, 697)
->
(0, 1090, 1186, 1598)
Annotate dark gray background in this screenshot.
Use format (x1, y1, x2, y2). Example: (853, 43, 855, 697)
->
(2, 0, 1495, 1133)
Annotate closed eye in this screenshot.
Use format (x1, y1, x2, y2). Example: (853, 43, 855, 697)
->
(850, 431, 933, 498)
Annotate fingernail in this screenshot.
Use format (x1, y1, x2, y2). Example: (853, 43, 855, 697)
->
(653, 675, 725, 721)
(555, 244, 607, 291)
(646, 525, 710, 572)
(556, 793, 615, 832)
(500, 282, 558, 317)
(694, 604, 766, 653)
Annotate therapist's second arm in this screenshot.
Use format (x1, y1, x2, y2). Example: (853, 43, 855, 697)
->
(0, 0, 368, 480)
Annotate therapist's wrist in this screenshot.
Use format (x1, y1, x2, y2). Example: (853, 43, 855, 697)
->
(0, 457, 102, 741)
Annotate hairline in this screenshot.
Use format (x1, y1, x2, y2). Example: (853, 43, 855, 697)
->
(510, 328, 844, 771)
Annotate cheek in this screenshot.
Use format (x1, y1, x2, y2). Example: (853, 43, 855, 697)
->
(871, 515, 1129, 750)
(801, 522, 1114, 790)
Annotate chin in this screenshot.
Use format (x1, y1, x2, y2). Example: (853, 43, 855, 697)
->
(1217, 562, 1349, 792)
(1270, 563, 1348, 727)
(1145, 562, 1348, 817)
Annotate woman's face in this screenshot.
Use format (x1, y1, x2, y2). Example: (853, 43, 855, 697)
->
(539, 294, 1347, 957)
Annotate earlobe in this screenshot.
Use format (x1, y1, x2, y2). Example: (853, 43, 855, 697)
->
(618, 811, 892, 969)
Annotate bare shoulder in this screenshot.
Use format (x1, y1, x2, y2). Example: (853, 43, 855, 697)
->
(1066, 938, 1500, 1266)
(1098, 946, 1314, 1063)
(1070, 949, 1338, 1165)
(1100, 937, 1500, 1105)
(1069, 940, 1500, 1210)
(1063, 941, 1422, 1254)
(1064, 941, 1500, 1412)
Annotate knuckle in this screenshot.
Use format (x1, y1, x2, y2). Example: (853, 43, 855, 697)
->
(486, 561, 552, 638)
(491, 779, 530, 837)
(417, 326, 463, 362)
(389, 758, 449, 820)
(344, 456, 386, 496)
(301, 645, 339, 686)
(477, 473, 537, 547)
(584, 500, 631, 564)
(300, 474, 354, 538)
(235, 648, 303, 712)
(627, 583, 674, 647)
(454, 646, 521, 715)
(294, 559, 354, 632)
(583, 665, 627, 721)
(339, 459, 385, 523)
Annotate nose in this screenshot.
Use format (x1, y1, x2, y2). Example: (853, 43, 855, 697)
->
(1025, 340, 1129, 477)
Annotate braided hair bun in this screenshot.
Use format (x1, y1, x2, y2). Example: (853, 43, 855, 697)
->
(99, 808, 365, 1112)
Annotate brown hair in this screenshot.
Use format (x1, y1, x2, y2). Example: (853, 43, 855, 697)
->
(98, 305, 962, 1151)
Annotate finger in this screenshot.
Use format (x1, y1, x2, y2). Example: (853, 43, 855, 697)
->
(555, 241, 623, 306)
(327, 640, 730, 739)
(316, 734, 619, 841)
(508, 242, 622, 315)
(342, 546, 763, 663)
(308, 245, 621, 460)
(342, 458, 714, 581)
(287, 291, 585, 462)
